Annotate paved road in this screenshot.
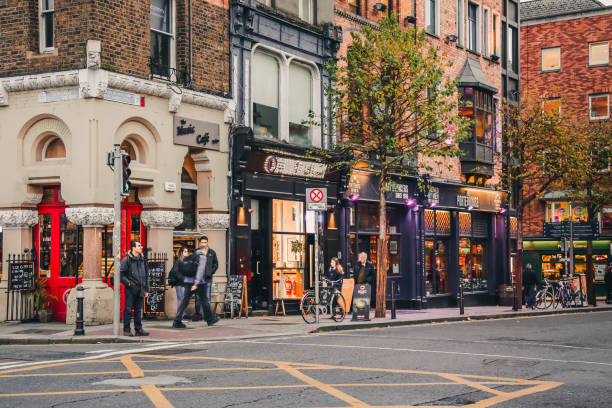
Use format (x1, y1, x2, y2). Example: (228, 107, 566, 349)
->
(0, 311, 610, 407)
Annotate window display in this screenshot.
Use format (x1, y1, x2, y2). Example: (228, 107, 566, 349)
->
(59, 214, 82, 278)
(541, 254, 564, 280)
(458, 237, 487, 291)
(426, 240, 449, 295)
(272, 200, 305, 300)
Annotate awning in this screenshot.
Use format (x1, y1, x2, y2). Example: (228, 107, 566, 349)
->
(456, 57, 498, 94)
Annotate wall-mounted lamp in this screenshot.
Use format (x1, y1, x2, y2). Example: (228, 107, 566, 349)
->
(349, 193, 360, 202)
(490, 54, 500, 62)
(499, 207, 507, 214)
(403, 15, 417, 25)
(467, 205, 474, 211)
(374, 2, 387, 12)
(404, 198, 416, 207)
(429, 202, 437, 208)
(445, 35, 458, 43)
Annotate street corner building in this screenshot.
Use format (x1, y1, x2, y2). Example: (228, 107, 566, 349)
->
(0, 0, 234, 323)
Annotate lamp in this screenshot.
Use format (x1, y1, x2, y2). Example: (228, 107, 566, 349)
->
(429, 202, 437, 208)
(404, 198, 416, 207)
(467, 205, 474, 211)
(445, 35, 458, 43)
(349, 193, 360, 202)
(499, 207, 507, 214)
(404, 15, 417, 25)
(374, 2, 387, 12)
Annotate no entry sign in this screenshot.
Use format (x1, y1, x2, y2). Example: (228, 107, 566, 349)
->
(306, 188, 327, 211)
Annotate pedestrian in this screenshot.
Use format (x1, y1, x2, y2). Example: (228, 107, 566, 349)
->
(120, 241, 150, 337)
(605, 264, 612, 304)
(168, 246, 189, 318)
(326, 257, 344, 293)
(172, 235, 220, 328)
(356, 252, 376, 307)
(522, 263, 539, 309)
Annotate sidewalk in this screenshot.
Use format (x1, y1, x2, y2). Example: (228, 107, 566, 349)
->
(1, 304, 611, 344)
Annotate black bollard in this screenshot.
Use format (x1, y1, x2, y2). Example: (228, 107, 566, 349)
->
(391, 281, 396, 320)
(74, 286, 85, 336)
(459, 279, 465, 315)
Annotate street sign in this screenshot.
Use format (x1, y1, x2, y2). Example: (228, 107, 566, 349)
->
(543, 221, 599, 240)
(306, 188, 327, 211)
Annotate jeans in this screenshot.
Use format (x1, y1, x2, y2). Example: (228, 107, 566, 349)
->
(524, 284, 536, 308)
(175, 285, 185, 314)
(174, 282, 214, 324)
(123, 286, 144, 331)
(194, 280, 212, 317)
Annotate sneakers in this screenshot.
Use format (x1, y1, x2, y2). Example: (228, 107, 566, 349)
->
(123, 329, 134, 337)
(191, 315, 202, 322)
(207, 316, 220, 326)
(172, 321, 187, 329)
(134, 329, 150, 336)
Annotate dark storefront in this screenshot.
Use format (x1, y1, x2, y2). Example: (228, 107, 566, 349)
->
(342, 169, 510, 308)
(231, 132, 343, 313)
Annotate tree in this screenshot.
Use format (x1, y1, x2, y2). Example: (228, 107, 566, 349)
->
(327, 15, 469, 317)
(560, 120, 612, 305)
(502, 91, 575, 307)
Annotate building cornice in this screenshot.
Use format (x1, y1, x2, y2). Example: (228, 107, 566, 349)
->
(521, 6, 612, 26)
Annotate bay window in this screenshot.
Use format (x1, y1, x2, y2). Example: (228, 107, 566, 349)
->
(459, 87, 495, 145)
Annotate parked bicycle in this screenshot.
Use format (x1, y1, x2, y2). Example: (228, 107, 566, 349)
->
(300, 278, 346, 323)
(555, 277, 585, 308)
(534, 278, 555, 309)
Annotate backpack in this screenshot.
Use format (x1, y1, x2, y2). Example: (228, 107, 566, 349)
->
(180, 253, 199, 277)
(168, 261, 183, 287)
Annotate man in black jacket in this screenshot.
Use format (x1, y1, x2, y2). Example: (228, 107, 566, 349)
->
(173, 235, 220, 328)
(356, 252, 376, 307)
(120, 241, 150, 337)
(522, 263, 539, 309)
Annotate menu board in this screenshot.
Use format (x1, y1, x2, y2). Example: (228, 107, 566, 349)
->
(9, 261, 35, 291)
(147, 261, 166, 288)
(144, 290, 165, 315)
(225, 275, 244, 305)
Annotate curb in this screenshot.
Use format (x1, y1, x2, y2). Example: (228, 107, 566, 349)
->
(310, 306, 612, 333)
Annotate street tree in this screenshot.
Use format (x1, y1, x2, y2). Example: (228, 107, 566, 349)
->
(560, 120, 612, 304)
(327, 15, 469, 317)
(502, 91, 575, 306)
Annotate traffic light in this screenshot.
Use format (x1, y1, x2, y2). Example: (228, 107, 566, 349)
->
(121, 154, 132, 196)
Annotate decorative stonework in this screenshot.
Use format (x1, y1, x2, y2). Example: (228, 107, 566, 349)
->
(0, 84, 7, 107)
(138, 195, 159, 207)
(141, 210, 183, 229)
(0, 210, 38, 228)
(0, 71, 80, 94)
(198, 213, 230, 230)
(168, 91, 182, 113)
(65, 207, 114, 227)
(23, 193, 43, 205)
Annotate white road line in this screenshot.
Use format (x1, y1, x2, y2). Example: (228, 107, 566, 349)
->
(235, 340, 612, 367)
(85, 349, 116, 354)
(0, 362, 25, 367)
(319, 333, 611, 351)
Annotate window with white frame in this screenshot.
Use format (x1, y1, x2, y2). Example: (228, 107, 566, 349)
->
(491, 12, 499, 57)
(467, 2, 480, 53)
(541, 47, 560, 71)
(252, 48, 320, 147)
(589, 41, 609, 66)
(150, 0, 175, 78)
(426, 0, 440, 36)
(39, 0, 55, 52)
(457, 0, 464, 46)
(483, 8, 489, 57)
(299, 0, 314, 24)
(589, 94, 609, 120)
(508, 26, 518, 72)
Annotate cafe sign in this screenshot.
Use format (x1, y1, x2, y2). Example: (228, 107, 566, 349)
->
(264, 156, 327, 179)
(173, 116, 220, 150)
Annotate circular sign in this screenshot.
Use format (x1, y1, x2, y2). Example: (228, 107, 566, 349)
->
(310, 188, 324, 203)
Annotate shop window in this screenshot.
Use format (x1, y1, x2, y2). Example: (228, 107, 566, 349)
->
(426, 240, 449, 295)
(541, 47, 561, 71)
(150, 0, 175, 78)
(272, 199, 305, 300)
(59, 214, 83, 278)
(425, 210, 452, 235)
(589, 94, 609, 120)
(594, 254, 608, 281)
(253, 51, 280, 140)
(178, 189, 197, 230)
(42, 136, 66, 161)
(510, 216, 518, 238)
(39, 0, 54, 53)
(589, 41, 609, 66)
(357, 203, 379, 232)
(289, 62, 313, 146)
(459, 212, 471, 235)
(459, 237, 487, 291)
(426, 0, 440, 36)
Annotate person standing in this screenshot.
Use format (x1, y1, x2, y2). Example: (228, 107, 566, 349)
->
(605, 264, 612, 304)
(169, 246, 189, 318)
(356, 252, 376, 307)
(173, 235, 220, 328)
(120, 241, 150, 337)
(326, 257, 344, 293)
(522, 263, 539, 309)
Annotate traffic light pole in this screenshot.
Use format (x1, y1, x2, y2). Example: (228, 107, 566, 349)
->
(112, 144, 122, 336)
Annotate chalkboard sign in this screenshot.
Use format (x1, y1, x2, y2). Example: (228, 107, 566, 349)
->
(147, 261, 166, 288)
(9, 261, 35, 291)
(144, 290, 165, 315)
(225, 275, 248, 317)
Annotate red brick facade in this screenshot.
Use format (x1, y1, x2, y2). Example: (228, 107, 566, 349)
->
(0, 0, 230, 96)
(520, 10, 612, 236)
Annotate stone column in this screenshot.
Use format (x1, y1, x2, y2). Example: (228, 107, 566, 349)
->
(0, 210, 38, 320)
(199, 213, 230, 315)
(141, 210, 183, 319)
(65, 207, 114, 325)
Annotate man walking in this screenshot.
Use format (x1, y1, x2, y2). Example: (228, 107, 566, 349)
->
(120, 241, 150, 337)
(173, 235, 220, 328)
(522, 263, 539, 309)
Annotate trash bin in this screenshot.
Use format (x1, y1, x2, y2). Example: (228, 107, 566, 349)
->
(497, 285, 514, 306)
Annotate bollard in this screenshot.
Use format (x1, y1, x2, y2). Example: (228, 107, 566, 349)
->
(459, 279, 465, 315)
(74, 286, 85, 336)
(391, 281, 396, 320)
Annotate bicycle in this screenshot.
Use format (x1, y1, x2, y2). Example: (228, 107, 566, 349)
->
(534, 278, 555, 309)
(555, 277, 585, 308)
(300, 278, 346, 323)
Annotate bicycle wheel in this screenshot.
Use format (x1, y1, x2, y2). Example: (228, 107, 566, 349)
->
(540, 288, 554, 309)
(535, 290, 545, 309)
(300, 292, 317, 324)
(331, 293, 346, 322)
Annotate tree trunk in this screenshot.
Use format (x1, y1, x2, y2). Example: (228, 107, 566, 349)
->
(376, 172, 388, 318)
(515, 216, 523, 310)
(586, 206, 596, 306)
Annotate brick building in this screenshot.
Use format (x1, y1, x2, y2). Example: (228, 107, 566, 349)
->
(520, 0, 612, 296)
(0, 0, 234, 323)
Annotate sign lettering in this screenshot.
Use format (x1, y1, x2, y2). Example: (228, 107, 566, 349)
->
(264, 156, 327, 179)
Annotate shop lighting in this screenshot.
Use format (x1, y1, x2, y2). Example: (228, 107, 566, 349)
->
(499, 207, 507, 214)
(468, 206, 474, 211)
(349, 193, 360, 201)
(429, 202, 437, 208)
(248, 208, 254, 214)
(404, 198, 416, 207)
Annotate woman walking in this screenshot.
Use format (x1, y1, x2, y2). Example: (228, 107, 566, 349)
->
(169, 246, 189, 316)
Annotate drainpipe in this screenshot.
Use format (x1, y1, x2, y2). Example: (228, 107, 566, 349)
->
(189, 0, 193, 85)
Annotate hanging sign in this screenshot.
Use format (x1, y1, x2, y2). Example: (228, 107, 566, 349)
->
(306, 188, 327, 211)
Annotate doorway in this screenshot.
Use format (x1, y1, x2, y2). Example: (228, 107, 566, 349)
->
(249, 198, 270, 309)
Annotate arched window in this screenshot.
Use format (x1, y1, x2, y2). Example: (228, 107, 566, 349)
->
(120, 140, 139, 162)
(42, 136, 66, 160)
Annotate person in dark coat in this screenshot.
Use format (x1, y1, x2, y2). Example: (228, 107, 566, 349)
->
(120, 241, 150, 337)
(326, 257, 345, 293)
(173, 235, 220, 328)
(169, 246, 189, 318)
(522, 263, 539, 309)
(605, 264, 612, 304)
(356, 252, 376, 307)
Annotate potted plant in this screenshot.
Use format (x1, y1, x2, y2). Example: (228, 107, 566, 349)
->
(290, 239, 303, 268)
(29, 276, 57, 322)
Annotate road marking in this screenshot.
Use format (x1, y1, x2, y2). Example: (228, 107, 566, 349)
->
(85, 349, 115, 354)
(237, 340, 612, 367)
(141, 384, 174, 408)
(0, 389, 140, 397)
(119, 355, 144, 378)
